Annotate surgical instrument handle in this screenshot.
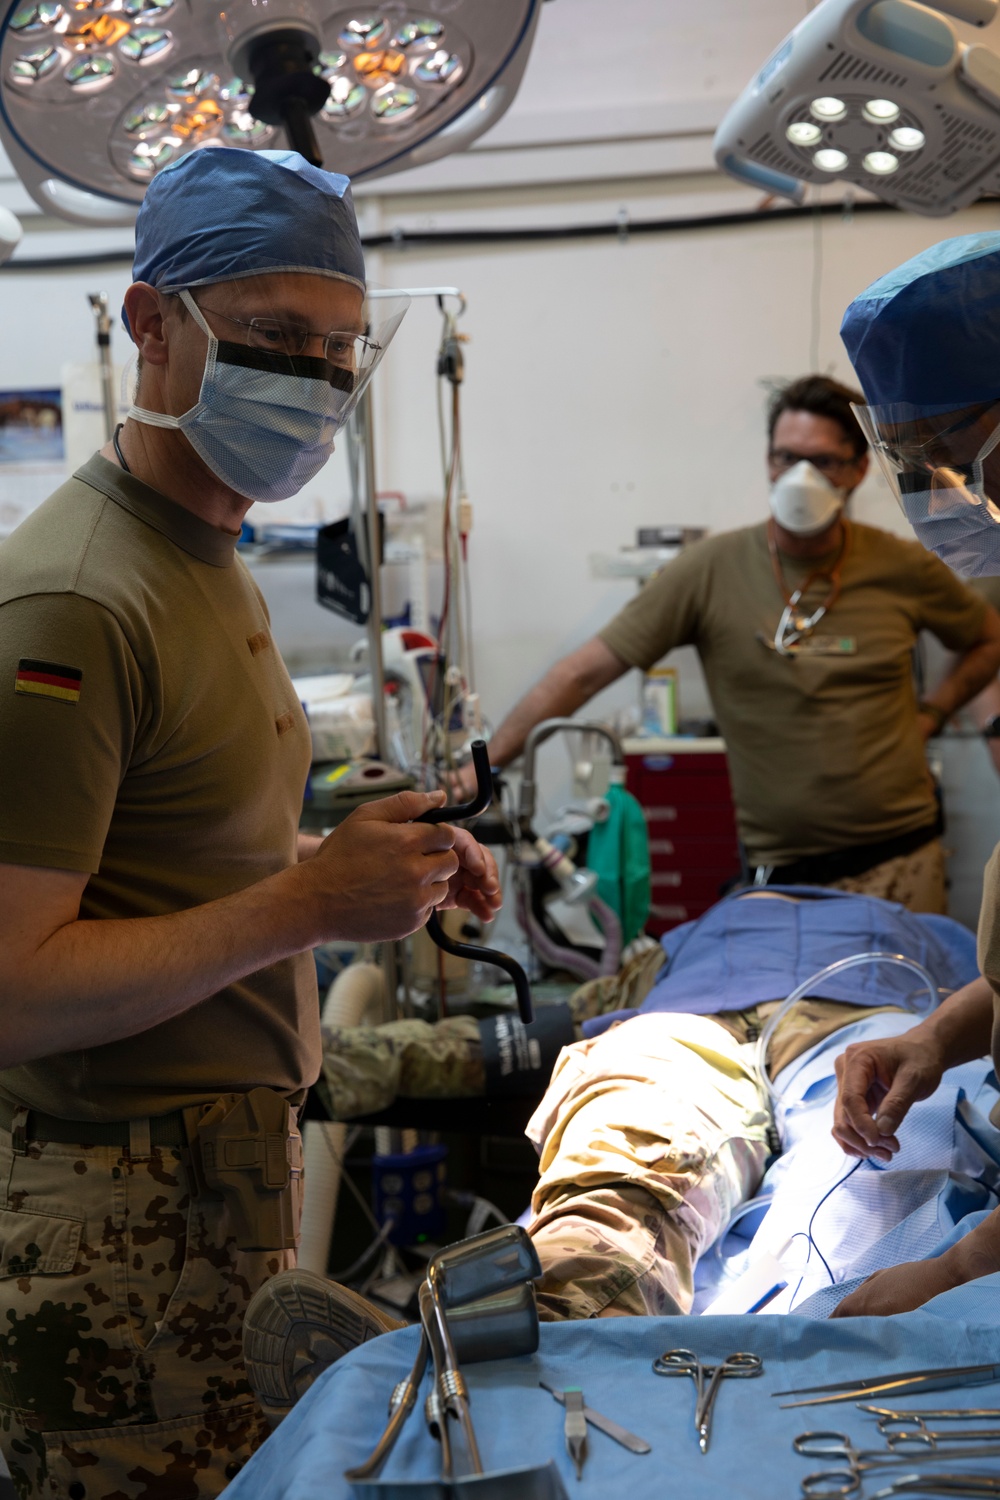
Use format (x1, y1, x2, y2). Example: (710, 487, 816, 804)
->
(343, 1329, 430, 1481)
(518, 717, 624, 836)
(423, 1274, 483, 1476)
(417, 739, 534, 1024)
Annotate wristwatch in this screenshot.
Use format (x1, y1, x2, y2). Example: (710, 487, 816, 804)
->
(983, 713, 1000, 740)
(917, 700, 948, 735)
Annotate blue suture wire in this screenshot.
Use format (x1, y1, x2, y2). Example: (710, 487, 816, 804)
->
(788, 1157, 866, 1309)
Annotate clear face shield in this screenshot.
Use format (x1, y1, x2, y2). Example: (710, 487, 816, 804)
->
(852, 397, 1000, 576)
(128, 276, 409, 503)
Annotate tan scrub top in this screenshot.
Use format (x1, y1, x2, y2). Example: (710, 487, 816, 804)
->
(600, 520, 986, 867)
(0, 455, 318, 1121)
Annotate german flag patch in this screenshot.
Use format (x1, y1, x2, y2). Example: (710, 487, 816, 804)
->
(15, 658, 82, 704)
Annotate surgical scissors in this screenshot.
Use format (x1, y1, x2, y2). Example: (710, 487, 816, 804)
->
(794, 1431, 1000, 1498)
(652, 1348, 763, 1453)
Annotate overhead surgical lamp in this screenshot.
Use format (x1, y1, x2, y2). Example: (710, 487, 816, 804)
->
(714, 0, 1000, 217)
(0, 0, 544, 225)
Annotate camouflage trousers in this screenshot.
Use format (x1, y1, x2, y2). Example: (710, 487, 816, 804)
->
(0, 1112, 292, 1500)
(828, 837, 947, 915)
(524, 1013, 773, 1320)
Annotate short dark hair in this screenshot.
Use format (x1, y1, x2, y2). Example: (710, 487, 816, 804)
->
(767, 374, 868, 459)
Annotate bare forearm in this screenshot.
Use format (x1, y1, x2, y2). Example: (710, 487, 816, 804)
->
(0, 863, 323, 1068)
(486, 639, 629, 767)
(927, 638, 1000, 721)
(907, 975, 994, 1070)
(487, 671, 591, 766)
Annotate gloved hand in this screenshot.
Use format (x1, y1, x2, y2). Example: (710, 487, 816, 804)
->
(831, 1030, 947, 1163)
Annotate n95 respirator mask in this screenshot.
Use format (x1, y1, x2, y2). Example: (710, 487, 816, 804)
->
(769, 460, 846, 537)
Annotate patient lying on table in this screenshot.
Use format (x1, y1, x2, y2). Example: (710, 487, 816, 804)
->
(323, 883, 1000, 1321)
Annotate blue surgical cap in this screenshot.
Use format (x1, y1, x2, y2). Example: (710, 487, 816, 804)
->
(841, 232, 1000, 417)
(124, 146, 365, 333)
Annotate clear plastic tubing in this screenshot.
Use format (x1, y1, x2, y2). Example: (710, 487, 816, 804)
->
(754, 950, 942, 1109)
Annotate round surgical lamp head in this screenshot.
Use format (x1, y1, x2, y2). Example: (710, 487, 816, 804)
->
(0, 1, 544, 224)
(0, 202, 21, 260)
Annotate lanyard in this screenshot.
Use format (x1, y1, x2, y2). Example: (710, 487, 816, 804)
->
(767, 518, 850, 656)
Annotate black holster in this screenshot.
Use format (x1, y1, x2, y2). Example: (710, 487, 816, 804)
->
(182, 1087, 303, 1252)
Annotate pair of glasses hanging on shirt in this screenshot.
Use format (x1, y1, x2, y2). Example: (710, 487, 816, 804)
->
(758, 519, 851, 657)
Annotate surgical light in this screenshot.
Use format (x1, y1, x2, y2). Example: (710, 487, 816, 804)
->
(814, 145, 849, 171)
(889, 124, 926, 150)
(0, 0, 544, 225)
(862, 97, 900, 122)
(714, 0, 1000, 216)
(810, 94, 847, 120)
(863, 149, 899, 173)
(786, 119, 822, 145)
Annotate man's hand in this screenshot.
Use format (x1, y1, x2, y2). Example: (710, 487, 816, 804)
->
(436, 828, 502, 924)
(829, 1257, 961, 1318)
(832, 1032, 947, 1162)
(831, 1208, 1000, 1318)
(306, 790, 501, 942)
(916, 710, 939, 742)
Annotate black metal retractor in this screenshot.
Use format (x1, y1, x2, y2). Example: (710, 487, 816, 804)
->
(417, 741, 534, 1025)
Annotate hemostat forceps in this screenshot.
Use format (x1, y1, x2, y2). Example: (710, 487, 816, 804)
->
(652, 1348, 763, 1453)
(874, 1413, 1000, 1447)
(867, 1480, 1000, 1499)
(860, 1407, 1000, 1426)
(794, 1430, 1000, 1498)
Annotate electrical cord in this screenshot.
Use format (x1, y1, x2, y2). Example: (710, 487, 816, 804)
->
(788, 1157, 866, 1310)
(328, 1218, 396, 1284)
(1, 199, 909, 274)
(318, 1124, 383, 1237)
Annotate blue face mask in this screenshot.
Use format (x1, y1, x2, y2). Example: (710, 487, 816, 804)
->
(897, 433, 1000, 578)
(128, 291, 354, 502)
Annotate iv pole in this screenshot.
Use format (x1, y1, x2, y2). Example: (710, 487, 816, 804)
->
(361, 286, 467, 762)
(87, 292, 116, 443)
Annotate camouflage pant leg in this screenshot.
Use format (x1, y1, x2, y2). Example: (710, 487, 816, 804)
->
(527, 1184, 692, 1320)
(524, 1013, 772, 1320)
(0, 1121, 292, 1500)
(829, 838, 947, 914)
(319, 1017, 484, 1119)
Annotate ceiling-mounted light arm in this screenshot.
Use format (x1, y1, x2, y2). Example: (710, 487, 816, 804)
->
(225, 7, 329, 167)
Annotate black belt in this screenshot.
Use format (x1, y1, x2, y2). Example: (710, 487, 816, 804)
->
(756, 819, 942, 887)
(0, 1097, 186, 1148)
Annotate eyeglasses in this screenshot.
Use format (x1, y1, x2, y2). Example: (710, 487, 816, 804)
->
(194, 301, 380, 372)
(768, 448, 864, 476)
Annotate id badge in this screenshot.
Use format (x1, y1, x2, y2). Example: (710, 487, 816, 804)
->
(790, 635, 857, 656)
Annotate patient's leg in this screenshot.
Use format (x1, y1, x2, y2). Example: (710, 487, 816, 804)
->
(524, 1013, 771, 1319)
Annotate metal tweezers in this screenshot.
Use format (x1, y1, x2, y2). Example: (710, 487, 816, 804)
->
(774, 1364, 1000, 1410)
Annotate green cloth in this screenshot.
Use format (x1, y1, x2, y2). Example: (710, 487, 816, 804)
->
(587, 783, 651, 944)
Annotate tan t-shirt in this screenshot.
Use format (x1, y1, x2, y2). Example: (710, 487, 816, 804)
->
(0, 455, 317, 1121)
(600, 520, 986, 866)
